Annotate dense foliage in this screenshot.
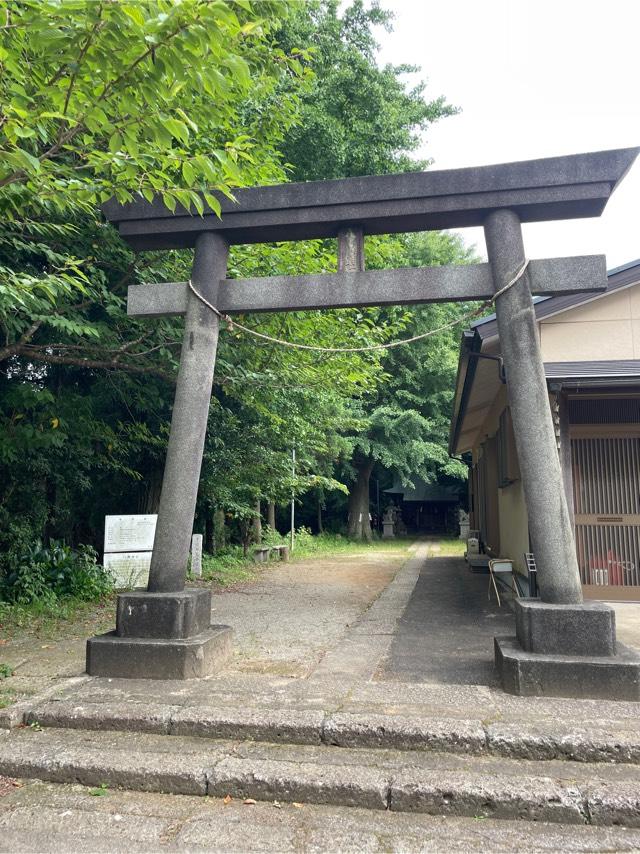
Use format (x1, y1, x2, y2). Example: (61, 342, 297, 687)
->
(278, 0, 457, 180)
(0, 0, 311, 584)
(1, 540, 112, 605)
(0, 0, 472, 600)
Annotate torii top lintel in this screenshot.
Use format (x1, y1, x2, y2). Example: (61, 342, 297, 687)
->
(103, 148, 639, 251)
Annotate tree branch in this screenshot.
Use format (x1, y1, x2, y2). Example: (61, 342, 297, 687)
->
(0, 318, 44, 361)
(0, 15, 195, 190)
(62, 7, 104, 118)
(15, 346, 177, 383)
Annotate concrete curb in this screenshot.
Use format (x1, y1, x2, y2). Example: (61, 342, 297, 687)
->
(324, 712, 487, 754)
(208, 757, 390, 811)
(1, 728, 639, 826)
(389, 768, 588, 824)
(20, 700, 640, 765)
(0, 746, 208, 797)
(173, 706, 325, 745)
(0, 676, 91, 730)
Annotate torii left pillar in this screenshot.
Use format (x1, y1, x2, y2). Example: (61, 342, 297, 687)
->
(86, 232, 233, 679)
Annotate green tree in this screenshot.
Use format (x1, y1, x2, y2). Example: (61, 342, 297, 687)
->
(345, 233, 478, 540)
(278, 0, 457, 180)
(153, 0, 472, 543)
(272, 1, 472, 538)
(0, 0, 309, 569)
(0, 0, 472, 571)
(156, 236, 400, 544)
(0, 0, 306, 369)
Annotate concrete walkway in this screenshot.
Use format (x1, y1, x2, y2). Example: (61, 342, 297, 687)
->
(4, 540, 639, 697)
(379, 553, 514, 686)
(3, 542, 640, 742)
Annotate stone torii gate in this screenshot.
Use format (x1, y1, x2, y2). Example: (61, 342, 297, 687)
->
(87, 148, 640, 699)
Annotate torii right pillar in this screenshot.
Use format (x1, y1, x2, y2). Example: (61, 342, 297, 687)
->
(486, 209, 640, 699)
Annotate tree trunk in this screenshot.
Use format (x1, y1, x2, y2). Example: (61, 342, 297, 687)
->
(316, 490, 324, 534)
(267, 501, 276, 531)
(252, 500, 262, 544)
(140, 468, 163, 514)
(205, 512, 214, 554)
(213, 507, 226, 553)
(347, 458, 374, 541)
(240, 518, 251, 557)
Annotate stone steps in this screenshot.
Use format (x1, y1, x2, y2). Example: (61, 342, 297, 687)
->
(3, 781, 640, 853)
(1, 726, 639, 826)
(21, 698, 640, 765)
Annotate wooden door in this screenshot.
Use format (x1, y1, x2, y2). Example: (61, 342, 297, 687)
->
(572, 435, 640, 600)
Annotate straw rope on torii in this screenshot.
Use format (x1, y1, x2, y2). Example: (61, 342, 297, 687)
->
(184, 258, 531, 354)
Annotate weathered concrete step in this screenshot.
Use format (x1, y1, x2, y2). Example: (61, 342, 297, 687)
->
(4, 781, 640, 853)
(1, 727, 640, 826)
(20, 698, 640, 764)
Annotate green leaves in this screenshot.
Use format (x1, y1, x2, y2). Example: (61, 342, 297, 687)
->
(163, 117, 189, 144)
(3, 148, 41, 175)
(0, 0, 471, 561)
(278, 1, 458, 182)
(0, 0, 306, 224)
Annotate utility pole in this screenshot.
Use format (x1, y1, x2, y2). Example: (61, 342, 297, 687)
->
(290, 447, 296, 552)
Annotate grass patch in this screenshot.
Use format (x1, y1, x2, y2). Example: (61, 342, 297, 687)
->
(194, 532, 412, 588)
(198, 548, 260, 587)
(0, 688, 17, 709)
(0, 663, 14, 679)
(0, 595, 116, 642)
(0, 661, 16, 709)
(293, 532, 411, 558)
(426, 537, 466, 557)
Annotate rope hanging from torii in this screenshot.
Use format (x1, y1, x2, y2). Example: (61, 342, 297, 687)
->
(187, 259, 530, 354)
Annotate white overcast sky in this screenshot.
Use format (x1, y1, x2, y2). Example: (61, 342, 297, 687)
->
(375, 0, 640, 267)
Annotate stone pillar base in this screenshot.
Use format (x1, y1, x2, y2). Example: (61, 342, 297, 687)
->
(86, 587, 233, 680)
(495, 637, 640, 700)
(86, 626, 233, 680)
(116, 588, 213, 639)
(515, 599, 616, 656)
(495, 599, 640, 700)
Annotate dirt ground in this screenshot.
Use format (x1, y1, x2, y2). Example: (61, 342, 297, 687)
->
(2, 539, 639, 706)
(0, 544, 410, 702)
(218, 550, 407, 677)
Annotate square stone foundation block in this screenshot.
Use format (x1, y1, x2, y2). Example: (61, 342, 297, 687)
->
(495, 636, 640, 700)
(515, 598, 616, 657)
(116, 588, 212, 639)
(86, 625, 233, 680)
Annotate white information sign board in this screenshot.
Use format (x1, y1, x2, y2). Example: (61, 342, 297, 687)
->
(104, 514, 157, 553)
(103, 514, 157, 589)
(103, 551, 152, 589)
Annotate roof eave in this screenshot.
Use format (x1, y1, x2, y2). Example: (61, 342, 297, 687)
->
(448, 329, 483, 456)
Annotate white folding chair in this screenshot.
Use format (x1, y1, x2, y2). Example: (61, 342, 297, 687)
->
(488, 559, 514, 607)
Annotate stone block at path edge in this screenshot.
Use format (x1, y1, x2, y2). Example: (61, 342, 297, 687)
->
(494, 636, 640, 700)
